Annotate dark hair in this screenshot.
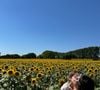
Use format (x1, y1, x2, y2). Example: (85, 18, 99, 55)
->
(78, 75, 94, 90)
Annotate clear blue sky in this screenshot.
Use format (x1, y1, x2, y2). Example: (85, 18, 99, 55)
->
(0, 0, 100, 55)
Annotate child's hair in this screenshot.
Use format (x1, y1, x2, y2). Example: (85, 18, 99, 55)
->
(78, 75, 94, 90)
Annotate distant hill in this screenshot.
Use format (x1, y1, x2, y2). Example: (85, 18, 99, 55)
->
(38, 46, 100, 59)
(0, 46, 100, 59)
(66, 46, 100, 59)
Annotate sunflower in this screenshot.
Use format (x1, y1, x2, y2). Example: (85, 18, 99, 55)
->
(7, 69, 14, 76)
(47, 70, 51, 75)
(93, 68, 98, 73)
(31, 78, 37, 84)
(4, 65, 9, 70)
(0, 68, 2, 72)
(29, 67, 34, 72)
(34, 68, 40, 73)
(3, 70, 7, 75)
(89, 73, 94, 78)
(37, 73, 43, 79)
(14, 71, 21, 77)
(59, 79, 65, 87)
(87, 69, 93, 74)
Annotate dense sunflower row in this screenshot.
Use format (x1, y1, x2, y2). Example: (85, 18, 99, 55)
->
(0, 59, 99, 90)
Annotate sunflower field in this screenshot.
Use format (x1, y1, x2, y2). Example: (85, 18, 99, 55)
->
(0, 59, 99, 90)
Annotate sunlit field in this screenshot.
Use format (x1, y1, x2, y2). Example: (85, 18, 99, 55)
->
(0, 59, 99, 90)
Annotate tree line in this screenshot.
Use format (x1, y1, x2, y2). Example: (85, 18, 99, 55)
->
(37, 46, 100, 60)
(0, 53, 36, 59)
(0, 46, 100, 60)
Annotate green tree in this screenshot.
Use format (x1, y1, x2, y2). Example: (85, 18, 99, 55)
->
(21, 53, 36, 59)
(40, 50, 56, 59)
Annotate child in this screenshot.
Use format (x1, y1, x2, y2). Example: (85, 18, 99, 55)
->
(78, 75, 94, 90)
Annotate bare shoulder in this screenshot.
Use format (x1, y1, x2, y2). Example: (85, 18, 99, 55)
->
(60, 82, 71, 90)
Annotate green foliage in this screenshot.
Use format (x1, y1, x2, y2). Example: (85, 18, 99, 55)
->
(38, 46, 100, 59)
(21, 53, 36, 59)
(0, 53, 36, 59)
(67, 46, 100, 59)
(0, 46, 99, 59)
(39, 50, 57, 59)
(0, 54, 20, 59)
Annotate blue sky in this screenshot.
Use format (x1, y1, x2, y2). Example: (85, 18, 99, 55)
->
(0, 0, 100, 55)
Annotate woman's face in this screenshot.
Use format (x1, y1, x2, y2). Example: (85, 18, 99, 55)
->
(71, 73, 81, 85)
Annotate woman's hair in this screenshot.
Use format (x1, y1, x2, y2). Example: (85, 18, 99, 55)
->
(68, 71, 80, 79)
(78, 75, 94, 90)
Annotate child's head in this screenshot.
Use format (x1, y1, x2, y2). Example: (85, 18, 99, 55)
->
(78, 75, 94, 90)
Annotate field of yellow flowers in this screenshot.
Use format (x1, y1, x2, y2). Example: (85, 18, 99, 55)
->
(0, 59, 99, 90)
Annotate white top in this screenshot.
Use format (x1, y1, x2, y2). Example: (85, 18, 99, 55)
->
(60, 82, 71, 90)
